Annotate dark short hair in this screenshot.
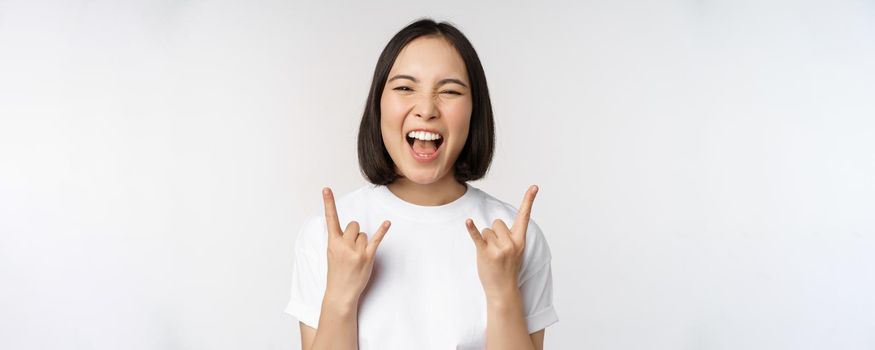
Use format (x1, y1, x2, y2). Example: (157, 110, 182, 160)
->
(357, 18, 495, 185)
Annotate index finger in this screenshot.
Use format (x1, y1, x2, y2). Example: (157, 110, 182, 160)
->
(322, 187, 343, 238)
(513, 185, 538, 235)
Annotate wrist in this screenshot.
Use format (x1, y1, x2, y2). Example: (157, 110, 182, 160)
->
(322, 291, 359, 314)
(485, 286, 523, 309)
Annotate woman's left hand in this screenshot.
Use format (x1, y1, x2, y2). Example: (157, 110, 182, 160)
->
(465, 185, 538, 300)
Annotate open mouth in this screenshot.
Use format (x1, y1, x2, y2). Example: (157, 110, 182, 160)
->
(405, 130, 444, 162)
(405, 132, 444, 148)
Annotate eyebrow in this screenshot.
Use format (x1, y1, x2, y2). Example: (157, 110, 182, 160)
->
(387, 74, 468, 88)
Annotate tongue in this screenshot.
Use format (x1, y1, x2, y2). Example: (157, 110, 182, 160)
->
(412, 139, 437, 154)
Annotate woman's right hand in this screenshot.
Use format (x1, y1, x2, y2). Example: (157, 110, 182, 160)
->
(321, 187, 391, 306)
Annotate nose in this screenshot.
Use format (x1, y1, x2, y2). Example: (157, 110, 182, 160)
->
(412, 92, 440, 120)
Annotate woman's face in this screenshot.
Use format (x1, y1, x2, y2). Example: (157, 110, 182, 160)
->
(380, 36, 473, 185)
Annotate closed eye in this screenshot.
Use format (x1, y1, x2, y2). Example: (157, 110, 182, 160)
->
(441, 90, 462, 95)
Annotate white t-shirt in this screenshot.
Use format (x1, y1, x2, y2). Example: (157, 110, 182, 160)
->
(285, 183, 558, 349)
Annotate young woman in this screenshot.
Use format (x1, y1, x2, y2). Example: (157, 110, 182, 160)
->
(285, 19, 558, 350)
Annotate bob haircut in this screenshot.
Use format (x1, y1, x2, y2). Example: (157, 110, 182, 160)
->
(357, 18, 495, 185)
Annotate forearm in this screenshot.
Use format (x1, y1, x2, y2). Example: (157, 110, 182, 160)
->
(311, 294, 359, 350)
(485, 288, 535, 350)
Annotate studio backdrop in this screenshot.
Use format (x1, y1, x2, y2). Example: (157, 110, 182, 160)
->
(1, 0, 873, 349)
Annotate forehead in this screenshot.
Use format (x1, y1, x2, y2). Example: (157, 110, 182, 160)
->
(389, 36, 468, 81)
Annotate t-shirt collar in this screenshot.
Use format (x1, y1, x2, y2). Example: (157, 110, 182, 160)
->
(372, 183, 479, 222)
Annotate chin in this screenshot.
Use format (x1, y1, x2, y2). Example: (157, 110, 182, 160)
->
(400, 166, 448, 185)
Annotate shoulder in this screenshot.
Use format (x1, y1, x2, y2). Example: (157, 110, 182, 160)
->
(333, 184, 378, 212)
(474, 187, 547, 237)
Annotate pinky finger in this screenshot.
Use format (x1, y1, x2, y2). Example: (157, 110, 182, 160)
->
(465, 219, 485, 249)
(367, 220, 391, 255)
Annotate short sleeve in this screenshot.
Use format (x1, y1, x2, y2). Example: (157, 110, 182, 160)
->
(284, 216, 328, 329)
(518, 219, 559, 333)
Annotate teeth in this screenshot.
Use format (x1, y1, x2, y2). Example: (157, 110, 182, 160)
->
(407, 130, 442, 141)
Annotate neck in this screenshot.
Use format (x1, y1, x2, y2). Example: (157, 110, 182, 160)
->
(386, 174, 467, 206)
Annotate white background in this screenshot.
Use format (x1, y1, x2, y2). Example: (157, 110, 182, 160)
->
(2, 0, 874, 349)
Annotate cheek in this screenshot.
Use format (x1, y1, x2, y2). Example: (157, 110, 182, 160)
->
(380, 95, 405, 137)
(380, 93, 407, 118)
(444, 101, 473, 141)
